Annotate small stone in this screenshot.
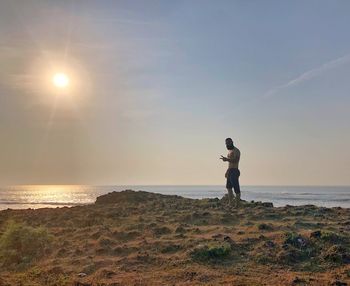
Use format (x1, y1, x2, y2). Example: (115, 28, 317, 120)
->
(297, 237, 307, 247)
(310, 230, 321, 238)
(224, 235, 236, 247)
(292, 276, 306, 285)
(264, 240, 276, 248)
(262, 202, 274, 208)
(331, 281, 348, 286)
(77, 272, 87, 278)
(212, 233, 223, 239)
(175, 226, 186, 233)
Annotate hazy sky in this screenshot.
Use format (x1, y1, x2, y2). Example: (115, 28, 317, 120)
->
(1, 0, 350, 186)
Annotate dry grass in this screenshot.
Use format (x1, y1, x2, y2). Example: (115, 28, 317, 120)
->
(0, 190, 349, 285)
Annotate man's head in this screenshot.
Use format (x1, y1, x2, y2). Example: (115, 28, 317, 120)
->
(225, 138, 234, 150)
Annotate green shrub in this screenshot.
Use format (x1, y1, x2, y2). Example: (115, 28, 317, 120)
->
(190, 241, 231, 262)
(258, 223, 273, 231)
(322, 245, 350, 264)
(281, 232, 317, 264)
(160, 244, 182, 253)
(284, 232, 307, 248)
(0, 220, 53, 270)
(320, 231, 344, 244)
(255, 254, 271, 264)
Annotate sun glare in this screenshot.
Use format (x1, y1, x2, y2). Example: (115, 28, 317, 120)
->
(53, 73, 69, 88)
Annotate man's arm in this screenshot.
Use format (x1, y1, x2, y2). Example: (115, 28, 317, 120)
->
(220, 155, 236, 163)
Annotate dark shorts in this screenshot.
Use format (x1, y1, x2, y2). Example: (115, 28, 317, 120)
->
(226, 168, 241, 191)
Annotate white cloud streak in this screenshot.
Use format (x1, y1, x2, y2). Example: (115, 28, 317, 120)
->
(264, 53, 350, 98)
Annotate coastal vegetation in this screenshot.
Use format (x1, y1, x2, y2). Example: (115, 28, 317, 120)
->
(0, 190, 349, 285)
(0, 220, 53, 271)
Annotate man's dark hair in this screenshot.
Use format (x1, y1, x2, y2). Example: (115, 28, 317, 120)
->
(225, 138, 234, 149)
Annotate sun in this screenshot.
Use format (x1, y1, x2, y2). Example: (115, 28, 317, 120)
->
(52, 73, 69, 88)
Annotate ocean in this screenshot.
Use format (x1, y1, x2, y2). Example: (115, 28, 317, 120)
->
(0, 185, 349, 210)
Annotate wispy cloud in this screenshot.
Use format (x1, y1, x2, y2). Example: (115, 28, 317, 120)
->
(264, 53, 350, 98)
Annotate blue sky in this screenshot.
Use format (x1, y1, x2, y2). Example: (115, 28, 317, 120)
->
(0, 0, 349, 185)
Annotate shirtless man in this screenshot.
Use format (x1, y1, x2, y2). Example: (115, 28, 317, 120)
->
(220, 138, 241, 207)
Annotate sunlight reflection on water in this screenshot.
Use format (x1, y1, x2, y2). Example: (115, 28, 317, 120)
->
(0, 185, 349, 210)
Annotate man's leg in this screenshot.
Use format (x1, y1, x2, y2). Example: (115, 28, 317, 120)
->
(232, 170, 241, 206)
(226, 173, 235, 207)
(227, 188, 235, 206)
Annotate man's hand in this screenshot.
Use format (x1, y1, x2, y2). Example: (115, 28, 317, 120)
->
(220, 155, 228, 162)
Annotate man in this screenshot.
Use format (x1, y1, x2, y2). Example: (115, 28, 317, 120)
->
(220, 138, 241, 207)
